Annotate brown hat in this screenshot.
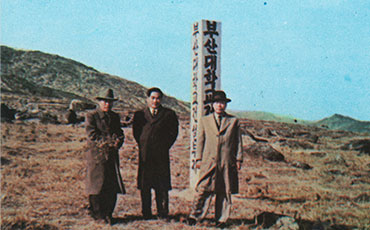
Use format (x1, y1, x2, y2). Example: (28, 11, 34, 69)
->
(212, 90, 231, 103)
(96, 89, 118, 101)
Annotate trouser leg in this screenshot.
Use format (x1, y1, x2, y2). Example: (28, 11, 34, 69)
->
(190, 190, 214, 221)
(140, 188, 152, 217)
(89, 194, 102, 219)
(155, 189, 169, 217)
(215, 192, 231, 223)
(101, 191, 117, 218)
(89, 192, 117, 219)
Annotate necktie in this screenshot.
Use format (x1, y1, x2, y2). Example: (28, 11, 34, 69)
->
(153, 109, 158, 117)
(104, 112, 110, 124)
(217, 115, 222, 128)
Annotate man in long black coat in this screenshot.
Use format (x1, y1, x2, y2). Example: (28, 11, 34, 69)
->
(85, 89, 125, 224)
(133, 87, 179, 219)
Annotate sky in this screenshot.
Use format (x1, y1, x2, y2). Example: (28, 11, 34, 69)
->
(1, 0, 369, 121)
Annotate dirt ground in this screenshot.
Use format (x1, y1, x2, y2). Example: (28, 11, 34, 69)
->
(1, 119, 370, 229)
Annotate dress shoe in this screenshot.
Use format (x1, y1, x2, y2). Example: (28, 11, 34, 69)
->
(104, 215, 114, 225)
(187, 217, 197, 225)
(158, 214, 169, 221)
(143, 214, 154, 220)
(215, 221, 227, 228)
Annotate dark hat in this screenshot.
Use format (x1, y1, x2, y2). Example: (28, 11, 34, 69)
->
(212, 90, 231, 103)
(96, 89, 118, 101)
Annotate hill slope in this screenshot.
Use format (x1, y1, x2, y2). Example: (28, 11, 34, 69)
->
(232, 110, 311, 125)
(232, 111, 370, 133)
(314, 114, 370, 133)
(1, 45, 189, 115)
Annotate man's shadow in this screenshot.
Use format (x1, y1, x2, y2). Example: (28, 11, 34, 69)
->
(113, 213, 190, 224)
(112, 212, 357, 229)
(113, 213, 256, 228)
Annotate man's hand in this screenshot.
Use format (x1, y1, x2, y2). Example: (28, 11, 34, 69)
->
(237, 161, 242, 170)
(196, 160, 201, 169)
(114, 139, 121, 149)
(192, 159, 202, 169)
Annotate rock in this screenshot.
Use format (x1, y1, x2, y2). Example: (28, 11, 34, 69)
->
(289, 161, 312, 170)
(324, 154, 349, 167)
(69, 99, 96, 111)
(273, 216, 299, 230)
(310, 152, 326, 157)
(353, 193, 370, 202)
(293, 131, 319, 143)
(255, 212, 284, 228)
(341, 139, 370, 155)
(245, 143, 286, 162)
(65, 109, 84, 124)
(40, 113, 60, 124)
(1, 156, 12, 165)
(280, 139, 314, 149)
(1, 103, 16, 122)
(327, 169, 345, 176)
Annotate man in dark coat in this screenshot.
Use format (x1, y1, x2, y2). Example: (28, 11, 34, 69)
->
(132, 87, 179, 219)
(85, 89, 125, 224)
(189, 90, 243, 227)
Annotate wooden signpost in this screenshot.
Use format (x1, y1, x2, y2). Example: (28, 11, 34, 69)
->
(190, 20, 222, 189)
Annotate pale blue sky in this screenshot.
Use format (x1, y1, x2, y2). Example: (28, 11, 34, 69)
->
(1, 0, 369, 121)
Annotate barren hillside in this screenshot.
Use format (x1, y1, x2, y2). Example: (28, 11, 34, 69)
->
(1, 118, 369, 229)
(1, 45, 190, 117)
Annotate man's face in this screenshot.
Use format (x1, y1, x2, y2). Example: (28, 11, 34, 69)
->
(212, 101, 227, 114)
(98, 99, 113, 112)
(147, 92, 162, 109)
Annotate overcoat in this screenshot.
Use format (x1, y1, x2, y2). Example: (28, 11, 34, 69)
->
(85, 108, 125, 195)
(133, 106, 179, 190)
(195, 113, 243, 194)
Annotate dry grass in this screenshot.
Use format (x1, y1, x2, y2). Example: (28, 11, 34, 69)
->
(1, 119, 370, 229)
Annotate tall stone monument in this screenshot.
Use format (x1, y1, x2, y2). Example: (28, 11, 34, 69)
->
(190, 20, 221, 189)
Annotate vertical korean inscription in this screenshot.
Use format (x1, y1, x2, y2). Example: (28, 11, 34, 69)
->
(190, 22, 200, 189)
(202, 20, 221, 116)
(190, 20, 221, 189)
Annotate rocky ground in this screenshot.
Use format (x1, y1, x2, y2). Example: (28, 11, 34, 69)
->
(1, 118, 370, 229)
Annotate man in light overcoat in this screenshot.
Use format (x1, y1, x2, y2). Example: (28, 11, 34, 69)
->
(189, 90, 243, 227)
(132, 87, 179, 219)
(85, 89, 125, 225)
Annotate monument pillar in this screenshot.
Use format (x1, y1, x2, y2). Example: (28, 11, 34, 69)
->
(190, 20, 221, 189)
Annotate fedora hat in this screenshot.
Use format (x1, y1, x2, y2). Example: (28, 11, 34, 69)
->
(212, 90, 231, 103)
(96, 89, 118, 101)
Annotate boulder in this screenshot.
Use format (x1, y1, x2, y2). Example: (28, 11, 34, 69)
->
(273, 216, 299, 230)
(245, 143, 285, 162)
(341, 139, 370, 155)
(1, 103, 16, 122)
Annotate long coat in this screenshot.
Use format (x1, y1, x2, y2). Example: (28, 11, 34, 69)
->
(195, 113, 243, 194)
(85, 108, 125, 195)
(133, 106, 179, 190)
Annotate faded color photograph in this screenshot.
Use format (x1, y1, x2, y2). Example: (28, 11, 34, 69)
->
(1, 1, 369, 229)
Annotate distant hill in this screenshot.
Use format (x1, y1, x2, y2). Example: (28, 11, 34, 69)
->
(0, 45, 189, 116)
(232, 110, 311, 125)
(232, 111, 370, 133)
(314, 114, 370, 133)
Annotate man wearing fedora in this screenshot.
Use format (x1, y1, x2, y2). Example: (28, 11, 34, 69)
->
(85, 89, 125, 224)
(132, 87, 179, 220)
(189, 90, 243, 227)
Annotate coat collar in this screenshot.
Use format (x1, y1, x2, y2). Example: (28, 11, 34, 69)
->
(219, 114, 231, 134)
(144, 106, 164, 123)
(97, 107, 111, 119)
(207, 112, 232, 134)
